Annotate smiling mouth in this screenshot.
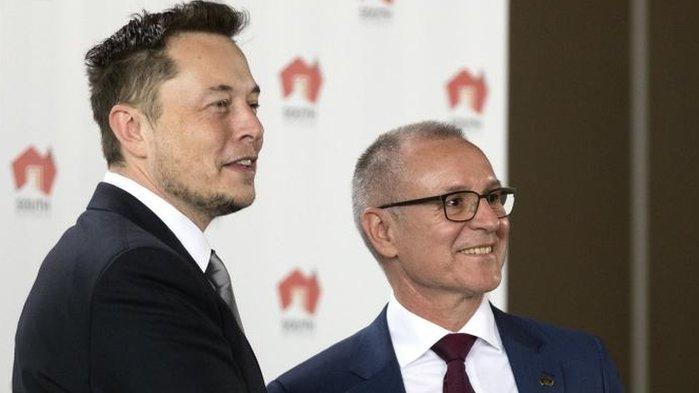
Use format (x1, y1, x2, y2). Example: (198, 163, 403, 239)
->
(224, 156, 257, 171)
(458, 245, 493, 255)
(235, 158, 254, 167)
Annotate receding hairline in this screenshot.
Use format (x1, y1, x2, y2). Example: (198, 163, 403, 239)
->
(389, 134, 491, 190)
(157, 31, 260, 100)
(400, 131, 481, 152)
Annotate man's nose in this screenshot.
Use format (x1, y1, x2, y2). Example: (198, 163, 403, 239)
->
(469, 197, 501, 232)
(232, 104, 264, 145)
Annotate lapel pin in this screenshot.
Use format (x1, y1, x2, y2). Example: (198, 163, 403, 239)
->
(539, 373, 555, 387)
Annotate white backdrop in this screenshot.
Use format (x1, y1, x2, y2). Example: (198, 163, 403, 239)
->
(0, 0, 508, 385)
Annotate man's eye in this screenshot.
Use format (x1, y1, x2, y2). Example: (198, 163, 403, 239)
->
(213, 99, 231, 109)
(486, 191, 503, 204)
(446, 197, 464, 207)
(249, 102, 260, 112)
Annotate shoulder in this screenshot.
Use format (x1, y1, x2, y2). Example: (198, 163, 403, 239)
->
(269, 331, 363, 393)
(14, 205, 204, 392)
(47, 207, 177, 278)
(495, 308, 624, 392)
(31, 205, 197, 315)
(495, 307, 605, 353)
(267, 311, 394, 393)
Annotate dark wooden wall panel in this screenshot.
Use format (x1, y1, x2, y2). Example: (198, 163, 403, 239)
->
(649, 0, 699, 391)
(508, 1, 630, 385)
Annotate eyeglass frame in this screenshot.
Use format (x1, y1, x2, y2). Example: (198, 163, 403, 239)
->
(377, 187, 517, 222)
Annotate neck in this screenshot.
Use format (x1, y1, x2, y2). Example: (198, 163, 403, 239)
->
(109, 164, 212, 231)
(386, 265, 483, 332)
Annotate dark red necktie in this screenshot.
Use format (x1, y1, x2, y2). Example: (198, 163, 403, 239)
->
(431, 333, 477, 393)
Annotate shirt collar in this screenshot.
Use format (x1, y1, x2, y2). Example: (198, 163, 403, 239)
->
(103, 171, 211, 272)
(386, 292, 503, 368)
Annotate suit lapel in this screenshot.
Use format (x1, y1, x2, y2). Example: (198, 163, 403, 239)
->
(216, 295, 266, 393)
(88, 182, 197, 267)
(342, 304, 566, 393)
(493, 306, 565, 393)
(346, 307, 406, 393)
(87, 183, 266, 392)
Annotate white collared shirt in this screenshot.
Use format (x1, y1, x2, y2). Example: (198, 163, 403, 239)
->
(103, 172, 211, 272)
(386, 294, 519, 393)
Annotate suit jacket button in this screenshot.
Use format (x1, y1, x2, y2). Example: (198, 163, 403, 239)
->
(539, 373, 555, 387)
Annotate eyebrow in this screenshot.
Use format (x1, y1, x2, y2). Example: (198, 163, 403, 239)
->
(207, 84, 261, 95)
(444, 179, 502, 193)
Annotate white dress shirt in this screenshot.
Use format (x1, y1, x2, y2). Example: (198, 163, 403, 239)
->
(386, 293, 519, 393)
(103, 172, 211, 272)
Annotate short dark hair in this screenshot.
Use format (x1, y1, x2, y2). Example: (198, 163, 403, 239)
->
(85, 1, 249, 165)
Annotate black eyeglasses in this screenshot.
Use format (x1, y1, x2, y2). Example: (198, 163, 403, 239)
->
(378, 187, 516, 222)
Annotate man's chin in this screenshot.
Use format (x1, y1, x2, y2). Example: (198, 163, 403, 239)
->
(207, 194, 254, 217)
(177, 188, 255, 219)
(470, 273, 503, 295)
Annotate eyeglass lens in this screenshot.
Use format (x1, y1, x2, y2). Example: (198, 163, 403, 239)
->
(444, 190, 514, 221)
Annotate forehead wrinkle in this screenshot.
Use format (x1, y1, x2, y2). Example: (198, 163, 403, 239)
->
(396, 136, 500, 197)
(442, 178, 501, 194)
(427, 177, 500, 197)
(404, 155, 500, 196)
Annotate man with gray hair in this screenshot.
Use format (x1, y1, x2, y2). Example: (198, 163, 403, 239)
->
(268, 121, 623, 393)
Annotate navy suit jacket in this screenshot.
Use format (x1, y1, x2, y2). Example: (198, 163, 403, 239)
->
(13, 183, 266, 393)
(268, 305, 623, 393)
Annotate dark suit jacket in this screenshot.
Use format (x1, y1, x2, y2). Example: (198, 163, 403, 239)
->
(268, 305, 623, 393)
(13, 182, 266, 393)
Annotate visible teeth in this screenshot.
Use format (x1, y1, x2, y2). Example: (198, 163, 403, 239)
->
(459, 246, 492, 255)
(238, 159, 252, 166)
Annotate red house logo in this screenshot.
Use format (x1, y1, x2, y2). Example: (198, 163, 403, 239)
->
(446, 69, 488, 114)
(278, 269, 321, 314)
(280, 58, 323, 103)
(12, 146, 56, 195)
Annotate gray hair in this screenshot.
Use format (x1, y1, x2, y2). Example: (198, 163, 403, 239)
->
(351, 120, 466, 261)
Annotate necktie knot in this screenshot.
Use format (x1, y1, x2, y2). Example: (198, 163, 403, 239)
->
(432, 333, 477, 363)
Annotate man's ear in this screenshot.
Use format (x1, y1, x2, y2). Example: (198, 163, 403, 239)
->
(108, 104, 149, 160)
(362, 207, 398, 259)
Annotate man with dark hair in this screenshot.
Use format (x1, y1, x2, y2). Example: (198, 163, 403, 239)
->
(13, 2, 266, 392)
(268, 121, 623, 393)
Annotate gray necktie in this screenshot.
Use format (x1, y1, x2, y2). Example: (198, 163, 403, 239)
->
(206, 251, 244, 332)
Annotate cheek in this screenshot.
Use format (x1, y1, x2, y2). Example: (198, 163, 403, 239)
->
(395, 215, 458, 259)
(423, 227, 462, 266)
(495, 220, 510, 265)
(177, 133, 223, 168)
(151, 133, 178, 166)
(497, 219, 510, 242)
